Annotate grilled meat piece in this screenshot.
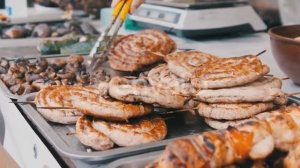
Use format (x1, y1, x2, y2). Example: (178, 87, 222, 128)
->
(197, 102, 275, 120)
(147, 64, 197, 96)
(204, 111, 274, 130)
(36, 85, 152, 122)
(70, 92, 153, 121)
(35, 86, 87, 124)
(195, 77, 287, 105)
(108, 29, 176, 72)
(108, 76, 188, 108)
(149, 105, 300, 168)
(191, 55, 270, 89)
(92, 115, 167, 147)
(165, 50, 217, 80)
(76, 115, 114, 150)
(284, 143, 300, 168)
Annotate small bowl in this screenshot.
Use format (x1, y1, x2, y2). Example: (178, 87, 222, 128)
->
(269, 25, 300, 85)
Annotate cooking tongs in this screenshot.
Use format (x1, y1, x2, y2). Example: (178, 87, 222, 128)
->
(88, 0, 133, 71)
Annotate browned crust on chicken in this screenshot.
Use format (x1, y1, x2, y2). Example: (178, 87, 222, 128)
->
(108, 76, 188, 108)
(165, 50, 217, 80)
(147, 64, 197, 96)
(35, 85, 153, 122)
(197, 102, 275, 120)
(71, 95, 153, 121)
(204, 112, 274, 130)
(92, 115, 167, 146)
(76, 115, 114, 150)
(284, 143, 300, 168)
(149, 105, 300, 168)
(195, 77, 287, 105)
(35, 86, 83, 124)
(108, 29, 176, 72)
(191, 55, 270, 89)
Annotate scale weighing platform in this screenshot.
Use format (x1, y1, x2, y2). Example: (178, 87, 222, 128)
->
(130, 0, 267, 37)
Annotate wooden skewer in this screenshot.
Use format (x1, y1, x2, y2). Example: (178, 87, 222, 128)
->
(10, 101, 35, 104)
(256, 50, 267, 57)
(36, 106, 76, 110)
(66, 132, 77, 136)
(157, 108, 198, 115)
(288, 92, 300, 96)
(10, 101, 76, 109)
(281, 77, 290, 80)
(264, 74, 274, 77)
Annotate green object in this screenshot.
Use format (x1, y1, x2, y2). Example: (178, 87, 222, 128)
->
(124, 17, 142, 30)
(38, 36, 98, 55)
(38, 41, 60, 55)
(60, 42, 94, 54)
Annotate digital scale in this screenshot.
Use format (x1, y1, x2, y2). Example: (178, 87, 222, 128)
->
(130, 0, 267, 37)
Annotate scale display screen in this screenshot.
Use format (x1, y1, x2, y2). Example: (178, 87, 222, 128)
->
(135, 7, 180, 24)
(146, 0, 248, 9)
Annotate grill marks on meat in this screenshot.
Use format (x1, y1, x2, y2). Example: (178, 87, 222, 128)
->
(191, 55, 270, 89)
(196, 77, 287, 105)
(204, 111, 273, 130)
(92, 115, 167, 147)
(70, 95, 153, 121)
(284, 143, 300, 168)
(108, 29, 176, 72)
(150, 105, 300, 168)
(165, 50, 217, 80)
(76, 116, 114, 150)
(197, 102, 275, 120)
(147, 64, 197, 96)
(35, 86, 83, 124)
(35, 85, 153, 123)
(108, 76, 188, 108)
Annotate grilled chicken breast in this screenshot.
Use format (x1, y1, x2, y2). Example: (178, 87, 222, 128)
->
(148, 64, 197, 96)
(108, 29, 176, 72)
(76, 115, 114, 150)
(196, 77, 287, 105)
(204, 111, 273, 130)
(92, 115, 167, 147)
(108, 76, 188, 108)
(197, 102, 275, 120)
(149, 105, 300, 168)
(165, 50, 217, 80)
(191, 55, 270, 89)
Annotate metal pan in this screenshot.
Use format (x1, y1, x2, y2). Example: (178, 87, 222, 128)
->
(19, 93, 210, 162)
(106, 97, 300, 168)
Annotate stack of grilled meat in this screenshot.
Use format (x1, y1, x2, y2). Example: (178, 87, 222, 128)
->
(107, 48, 287, 131)
(35, 85, 167, 150)
(30, 29, 295, 162)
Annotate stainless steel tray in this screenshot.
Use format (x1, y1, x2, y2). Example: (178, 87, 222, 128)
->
(19, 93, 210, 162)
(106, 97, 300, 167)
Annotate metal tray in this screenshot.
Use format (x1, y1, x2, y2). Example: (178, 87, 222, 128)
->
(106, 97, 300, 167)
(0, 54, 89, 100)
(19, 93, 210, 162)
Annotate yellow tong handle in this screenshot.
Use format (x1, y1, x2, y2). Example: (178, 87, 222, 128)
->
(113, 0, 133, 21)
